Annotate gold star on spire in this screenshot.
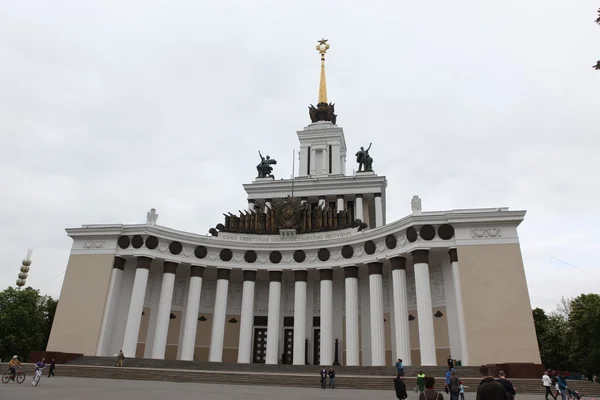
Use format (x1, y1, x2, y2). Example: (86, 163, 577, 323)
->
(316, 38, 330, 104)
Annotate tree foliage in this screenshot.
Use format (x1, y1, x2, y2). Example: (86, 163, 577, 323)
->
(533, 293, 600, 377)
(0, 286, 57, 362)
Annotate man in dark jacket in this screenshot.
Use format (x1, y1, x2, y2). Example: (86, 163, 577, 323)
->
(394, 373, 408, 399)
(476, 365, 509, 400)
(497, 370, 516, 399)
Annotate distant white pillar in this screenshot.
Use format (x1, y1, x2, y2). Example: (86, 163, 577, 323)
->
(368, 262, 386, 366)
(318, 196, 326, 209)
(293, 270, 307, 365)
(265, 199, 272, 213)
(344, 266, 360, 366)
(390, 257, 411, 365)
(96, 257, 125, 356)
(450, 249, 469, 365)
(248, 199, 255, 212)
(151, 262, 177, 359)
(209, 269, 230, 362)
(180, 266, 204, 361)
(336, 195, 345, 211)
(319, 269, 334, 365)
(412, 250, 436, 366)
(374, 193, 383, 227)
(355, 194, 364, 221)
(122, 257, 152, 358)
(265, 271, 282, 364)
(237, 270, 257, 363)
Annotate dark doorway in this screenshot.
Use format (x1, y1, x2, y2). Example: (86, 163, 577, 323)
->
(283, 328, 294, 364)
(253, 327, 267, 364)
(313, 328, 321, 365)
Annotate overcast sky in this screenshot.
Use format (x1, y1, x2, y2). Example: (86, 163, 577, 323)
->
(1, 0, 598, 312)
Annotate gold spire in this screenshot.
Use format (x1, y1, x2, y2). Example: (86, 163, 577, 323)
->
(316, 38, 330, 104)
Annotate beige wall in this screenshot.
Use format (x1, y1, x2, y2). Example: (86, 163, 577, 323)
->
(47, 253, 114, 355)
(457, 243, 541, 364)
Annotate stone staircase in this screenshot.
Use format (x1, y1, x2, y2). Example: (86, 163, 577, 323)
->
(10, 358, 600, 396)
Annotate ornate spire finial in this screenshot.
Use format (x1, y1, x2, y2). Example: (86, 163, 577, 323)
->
(308, 38, 337, 124)
(316, 38, 330, 103)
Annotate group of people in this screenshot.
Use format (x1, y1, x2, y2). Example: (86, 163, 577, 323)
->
(319, 366, 336, 389)
(6, 355, 56, 381)
(393, 363, 518, 400)
(543, 370, 572, 400)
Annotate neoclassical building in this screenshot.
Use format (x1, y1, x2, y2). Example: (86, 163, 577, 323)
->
(47, 41, 541, 367)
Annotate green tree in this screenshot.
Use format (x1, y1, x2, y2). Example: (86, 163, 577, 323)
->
(0, 286, 57, 362)
(568, 294, 600, 376)
(533, 307, 572, 370)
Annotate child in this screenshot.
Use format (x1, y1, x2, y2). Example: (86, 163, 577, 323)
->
(459, 382, 465, 400)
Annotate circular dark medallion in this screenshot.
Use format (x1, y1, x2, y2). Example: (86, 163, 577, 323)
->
(194, 245, 207, 259)
(385, 234, 397, 249)
(438, 224, 455, 240)
(117, 236, 130, 249)
(293, 250, 306, 263)
(406, 227, 418, 243)
(220, 249, 233, 262)
(244, 250, 257, 263)
(169, 241, 182, 255)
(131, 235, 144, 249)
(145, 235, 158, 250)
(269, 251, 282, 264)
(341, 245, 354, 259)
(364, 240, 376, 255)
(318, 248, 330, 262)
(420, 225, 436, 241)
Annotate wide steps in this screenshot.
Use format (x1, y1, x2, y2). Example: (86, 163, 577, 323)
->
(9, 362, 600, 395)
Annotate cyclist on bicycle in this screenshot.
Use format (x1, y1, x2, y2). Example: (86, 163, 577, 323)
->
(8, 356, 22, 381)
(35, 357, 46, 371)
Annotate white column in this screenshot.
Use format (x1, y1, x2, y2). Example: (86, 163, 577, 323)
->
(319, 269, 334, 365)
(391, 257, 411, 365)
(143, 269, 162, 358)
(180, 266, 204, 361)
(318, 196, 326, 209)
(332, 145, 341, 174)
(450, 249, 469, 365)
(344, 266, 360, 366)
(248, 199, 255, 212)
(310, 148, 316, 175)
(374, 193, 383, 227)
(151, 262, 177, 359)
(368, 262, 386, 366)
(265, 271, 282, 364)
(336, 195, 345, 211)
(122, 257, 152, 358)
(209, 268, 230, 362)
(359, 272, 372, 365)
(96, 257, 125, 356)
(237, 270, 256, 363)
(413, 250, 437, 366)
(355, 194, 364, 221)
(293, 270, 307, 365)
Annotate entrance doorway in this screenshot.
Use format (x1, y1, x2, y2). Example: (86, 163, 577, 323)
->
(313, 328, 321, 365)
(253, 327, 267, 364)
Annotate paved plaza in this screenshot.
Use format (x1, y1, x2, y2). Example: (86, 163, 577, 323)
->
(0, 377, 549, 400)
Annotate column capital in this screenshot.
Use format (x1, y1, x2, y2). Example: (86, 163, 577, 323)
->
(294, 270, 308, 282)
(390, 256, 407, 271)
(374, 192, 382, 198)
(113, 256, 126, 271)
(248, 198, 255, 203)
(163, 261, 178, 274)
(411, 249, 430, 264)
(136, 256, 152, 269)
(319, 268, 333, 281)
(355, 194, 363, 199)
(190, 265, 205, 278)
(344, 266, 358, 279)
(217, 268, 231, 281)
(265, 198, 273, 203)
(243, 270, 257, 282)
(368, 262, 383, 275)
(269, 270, 282, 282)
(336, 194, 344, 199)
(318, 195, 326, 200)
(448, 248, 458, 263)
(300, 196, 308, 201)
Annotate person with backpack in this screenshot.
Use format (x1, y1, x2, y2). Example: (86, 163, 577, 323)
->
(419, 376, 444, 400)
(476, 365, 508, 400)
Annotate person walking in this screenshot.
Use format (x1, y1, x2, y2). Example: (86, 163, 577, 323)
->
(476, 365, 508, 400)
(396, 358, 404, 375)
(116, 350, 124, 367)
(542, 371, 556, 400)
(557, 373, 568, 400)
(328, 367, 336, 389)
(419, 376, 444, 400)
(445, 368, 455, 394)
(395, 373, 408, 400)
(450, 372, 461, 400)
(496, 370, 516, 400)
(417, 371, 426, 393)
(320, 366, 328, 389)
(48, 358, 56, 377)
(459, 382, 466, 400)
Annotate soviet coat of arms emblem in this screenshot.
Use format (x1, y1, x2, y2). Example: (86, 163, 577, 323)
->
(273, 197, 302, 230)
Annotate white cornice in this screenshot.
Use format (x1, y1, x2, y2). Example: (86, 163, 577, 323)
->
(243, 175, 388, 197)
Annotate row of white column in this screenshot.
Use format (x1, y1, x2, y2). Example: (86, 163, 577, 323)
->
(104, 248, 467, 365)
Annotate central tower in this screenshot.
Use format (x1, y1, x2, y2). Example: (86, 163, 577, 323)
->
(298, 39, 348, 177)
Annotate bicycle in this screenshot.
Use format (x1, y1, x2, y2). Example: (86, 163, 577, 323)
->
(2, 367, 26, 384)
(32, 366, 45, 386)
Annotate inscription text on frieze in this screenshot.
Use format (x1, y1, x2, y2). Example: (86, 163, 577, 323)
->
(220, 230, 354, 243)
